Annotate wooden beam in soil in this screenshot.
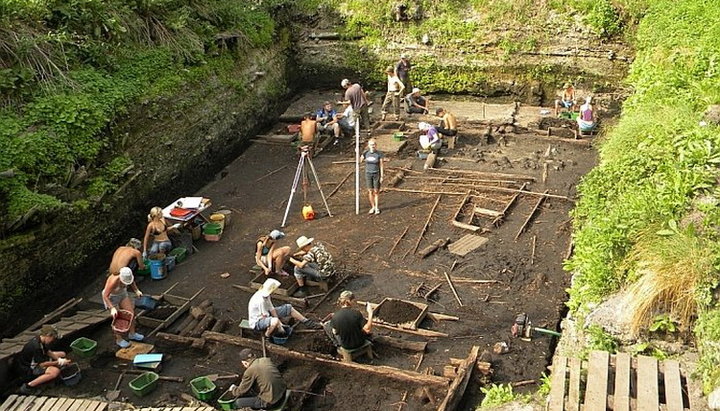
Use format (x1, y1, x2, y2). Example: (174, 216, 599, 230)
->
(443, 271, 463, 307)
(155, 332, 206, 349)
(492, 182, 526, 226)
(307, 275, 350, 312)
(409, 194, 442, 256)
(359, 238, 382, 254)
(514, 190, 548, 240)
(388, 226, 410, 257)
(417, 238, 449, 259)
(437, 345, 480, 411)
(148, 286, 205, 337)
(427, 167, 535, 182)
(233, 284, 308, 307)
(373, 335, 427, 352)
(358, 301, 457, 322)
(396, 171, 520, 185)
(202, 331, 450, 388)
(255, 165, 288, 182)
(372, 322, 448, 338)
(326, 170, 353, 199)
(385, 187, 466, 196)
(528, 129, 593, 145)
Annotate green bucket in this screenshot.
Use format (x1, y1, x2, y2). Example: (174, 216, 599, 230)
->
(129, 372, 159, 397)
(190, 376, 217, 401)
(136, 259, 151, 276)
(218, 388, 238, 410)
(70, 337, 97, 358)
(169, 247, 187, 263)
(202, 223, 222, 235)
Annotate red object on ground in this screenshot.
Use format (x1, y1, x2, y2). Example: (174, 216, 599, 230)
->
(112, 310, 134, 333)
(287, 124, 301, 134)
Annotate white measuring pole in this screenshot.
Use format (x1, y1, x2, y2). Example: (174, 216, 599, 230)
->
(355, 120, 360, 215)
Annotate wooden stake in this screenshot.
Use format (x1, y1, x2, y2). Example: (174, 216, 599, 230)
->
(542, 162, 549, 183)
(530, 235, 536, 265)
(202, 331, 450, 387)
(410, 195, 442, 255)
(515, 190, 548, 240)
(388, 226, 410, 257)
(398, 352, 426, 410)
(308, 275, 350, 312)
(437, 346, 480, 411)
(327, 170, 353, 200)
(255, 165, 288, 182)
(417, 238, 449, 259)
(331, 160, 356, 164)
(359, 238, 382, 254)
(492, 182, 526, 226)
(444, 271, 463, 307)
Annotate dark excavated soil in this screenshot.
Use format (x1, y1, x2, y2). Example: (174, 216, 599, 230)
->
(143, 305, 176, 320)
(373, 299, 423, 325)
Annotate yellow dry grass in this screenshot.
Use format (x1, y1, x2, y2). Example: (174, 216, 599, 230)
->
(623, 229, 714, 336)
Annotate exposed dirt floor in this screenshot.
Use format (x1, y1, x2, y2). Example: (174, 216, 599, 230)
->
(27, 92, 601, 410)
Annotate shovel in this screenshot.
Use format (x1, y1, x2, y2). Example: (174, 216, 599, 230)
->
(205, 373, 239, 382)
(106, 372, 124, 401)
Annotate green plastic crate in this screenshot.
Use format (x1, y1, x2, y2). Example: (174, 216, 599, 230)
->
(217, 388, 237, 410)
(70, 337, 97, 358)
(128, 372, 159, 397)
(202, 223, 222, 235)
(190, 376, 217, 401)
(169, 247, 187, 263)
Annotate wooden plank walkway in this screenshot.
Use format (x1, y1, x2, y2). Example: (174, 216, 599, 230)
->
(548, 350, 691, 410)
(0, 395, 107, 411)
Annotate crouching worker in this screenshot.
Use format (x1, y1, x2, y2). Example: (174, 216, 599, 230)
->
(110, 238, 146, 275)
(577, 96, 596, 133)
(248, 279, 322, 340)
(324, 291, 373, 352)
(16, 325, 71, 394)
(255, 230, 292, 277)
(289, 235, 336, 297)
(102, 267, 144, 348)
(230, 349, 287, 410)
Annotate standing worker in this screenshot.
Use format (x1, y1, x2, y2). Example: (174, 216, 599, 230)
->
(109, 238, 146, 276)
(16, 325, 71, 394)
(395, 54, 411, 91)
(102, 267, 144, 348)
(339, 79, 371, 136)
(361, 139, 384, 215)
(381, 66, 405, 121)
(323, 291, 374, 351)
(229, 349, 287, 409)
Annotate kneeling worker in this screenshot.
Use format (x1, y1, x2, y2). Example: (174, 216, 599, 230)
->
(17, 325, 71, 394)
(435, 107, 457, 138)
(324, 290, 374, 352)
(109, 238, 146, 275)
(230, 349, 287, 410)
(289, 235, 336, 297)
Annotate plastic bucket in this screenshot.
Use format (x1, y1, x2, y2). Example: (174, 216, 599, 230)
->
(70, 337, 97, 358)
(149, 258, 167, 280)
(217, 209, 232, 227)
(169, 247, 187, 263)
(112, 310, 133, 333)
(210, 213, 226, 231)
(135, 295, 158, 310)
(203, 222, 222, 235)
(165, 255, 176, 272)
(129, 372, 159, 397)
(218, 388, 238, 410)
(190, 376, 217, 401)
(61, 363, 82, 386)
(136, 259, 151, 276)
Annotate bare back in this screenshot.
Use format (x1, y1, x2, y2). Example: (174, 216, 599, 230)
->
(300, 119, 317, 143)
(443, 112, 457, 130)
(109, 246, 141, 275)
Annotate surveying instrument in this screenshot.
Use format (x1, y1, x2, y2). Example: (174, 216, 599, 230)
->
(281, 146, 332, 227)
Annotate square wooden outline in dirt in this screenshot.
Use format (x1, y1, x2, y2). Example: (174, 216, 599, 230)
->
(136, 293, 186, 328)
(249, 273, 298, 296)
(372, 297, 429, 330)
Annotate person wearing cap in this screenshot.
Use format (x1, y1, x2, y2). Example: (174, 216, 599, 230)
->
(405, 87, 429, 114)
(288, 236, 336, 297)
(395, 54, 412, 91)
(577, 96, 596, 132)
(109, 238, 146, 276)
(338, 79, 371, 135)
(229, 349, 287, 409)
(435, 107, 458, 138)
(418, 122, 442, 152)
(361, 138, 384, 215)
(335, 101, 356, 137)
(16, 325, 71, 394)
(381, 66, 405, 121)
(323, 290, 374, 351)
(554, 82, 576, 116)
(255, 230, 291, 276)
(248, 278, 322, 338)
(102, 267, 144, 348)
(315, 101, 342, 142)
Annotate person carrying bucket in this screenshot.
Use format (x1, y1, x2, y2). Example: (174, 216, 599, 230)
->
(102, 267, 144, 348)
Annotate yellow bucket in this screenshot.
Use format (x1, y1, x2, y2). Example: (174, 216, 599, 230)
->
(210, 213, 226, 230)
(216, 209, 232, 227)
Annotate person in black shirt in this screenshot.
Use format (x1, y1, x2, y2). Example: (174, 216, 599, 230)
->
(16, 325, 71, 393)
(323, 290, 373, 350)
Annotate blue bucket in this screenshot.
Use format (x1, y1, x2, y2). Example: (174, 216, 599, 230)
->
(149, 258, 167, 280)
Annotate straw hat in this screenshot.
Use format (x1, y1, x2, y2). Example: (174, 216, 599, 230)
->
(296, 236, 314, 249)
(418, 122, 431, 131)
(260, 278, 281, 297)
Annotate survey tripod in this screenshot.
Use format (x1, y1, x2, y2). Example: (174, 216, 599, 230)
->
(281, 146, 332, 227)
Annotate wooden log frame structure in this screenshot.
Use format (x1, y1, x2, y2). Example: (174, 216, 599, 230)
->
(417, 238, 450, 259)
(451, 191, 482, 232)
(233, 284, 308, 307)
(438, 346, 480, 411)
(514, 190, 549, 240)
(406, 194, 442, 258)
(357, 301, 453, 338)
(391, 169, 521, 186)
(202, 331, 450, 388)
(388, 226, 410, 257)
(426, 167, 536, 182)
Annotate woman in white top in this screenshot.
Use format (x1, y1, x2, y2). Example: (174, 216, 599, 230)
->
(381, 66, 405, 121)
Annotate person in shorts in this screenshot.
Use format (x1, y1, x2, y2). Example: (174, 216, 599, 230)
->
(289, 236, 336, 297)
(248, 279, 321, 339)
(361, 139, 384, 215)
(16, 325, 71, 394)
(102, 267, 144, 348)
(554, 82, 576, 116)
(323, 290, 374, 351)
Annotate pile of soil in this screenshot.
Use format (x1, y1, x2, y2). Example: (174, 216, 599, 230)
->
(143, 305, 176, 320)
(373, 299, 422, 325)
(538, 117, 576, 129)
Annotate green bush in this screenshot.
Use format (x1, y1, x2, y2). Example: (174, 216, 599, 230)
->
(479, 383, 516, 408)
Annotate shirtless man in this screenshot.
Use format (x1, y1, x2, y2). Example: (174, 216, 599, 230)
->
(435, 107, 457, 138)
(300, 113, 318, 144)
(109, 238, 146, 275)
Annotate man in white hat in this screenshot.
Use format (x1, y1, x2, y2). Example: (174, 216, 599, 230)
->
(288, 236, 336, 297)
(324, 290, 374, 351)
(248, 278, 322, 339)
(102, 267, 144, 348)
(405, 87, 429, 114)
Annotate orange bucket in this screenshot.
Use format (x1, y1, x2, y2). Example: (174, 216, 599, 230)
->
(302, 205, 315, 220)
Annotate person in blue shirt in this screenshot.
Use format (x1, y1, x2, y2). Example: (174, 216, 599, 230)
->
(315, 101, 341, 142)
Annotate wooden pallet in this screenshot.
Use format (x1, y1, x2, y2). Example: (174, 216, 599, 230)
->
(548, 351, 693, 411)
(448, 234, 489, 256)
(0, 395, 108, 411)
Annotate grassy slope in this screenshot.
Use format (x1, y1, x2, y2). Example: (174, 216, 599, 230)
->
(565, 0, 720, 392)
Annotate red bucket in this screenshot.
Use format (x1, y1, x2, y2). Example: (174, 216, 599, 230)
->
(112, 310, 134, 333)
